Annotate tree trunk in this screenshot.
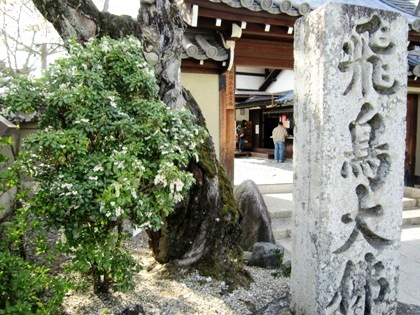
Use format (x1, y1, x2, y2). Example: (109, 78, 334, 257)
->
(31, 0, 249, 287)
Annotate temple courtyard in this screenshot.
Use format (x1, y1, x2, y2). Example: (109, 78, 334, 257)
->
(234, 156, 420, 306)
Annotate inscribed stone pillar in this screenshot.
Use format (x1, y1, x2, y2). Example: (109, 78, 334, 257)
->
(291, 3, 407, 315)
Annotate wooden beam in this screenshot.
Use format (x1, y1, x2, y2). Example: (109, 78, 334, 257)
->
(235, 39, 294, 68)
(219, 69, 236, 183)
(408, 77, 420, 88)
(193, 17, 294, 42)
(235, 56, 293, 69)
(259, 69, 281, 91)
(187, 0, 297, 27)
(181, 58, 223, 74)
(241, 24, 294, 41)
(409, 31, 420, 46)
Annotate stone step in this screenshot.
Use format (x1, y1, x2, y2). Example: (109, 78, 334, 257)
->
(264, 189, 420, 251)
(264, 195, 420, 216)
(258, 184, 293, 194)
(401, 225, 420, 241)
(403, 197, 418, 209)
(269, 208, 293, 219)
(271, 217, 292, 239)
(272, 214, 420, 243)
(264, 193, 293, 218)
(403, 208, 420, 226)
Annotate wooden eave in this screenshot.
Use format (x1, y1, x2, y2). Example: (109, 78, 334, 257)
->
(183, 0, 297, 27)
(181, 0, 420, 87)
(181, 1, 297, 73)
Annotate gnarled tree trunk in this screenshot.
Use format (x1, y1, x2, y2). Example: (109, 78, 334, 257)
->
(31, 0, 248, 286)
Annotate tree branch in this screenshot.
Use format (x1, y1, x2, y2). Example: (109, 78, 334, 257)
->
(31, 0, 100, 43)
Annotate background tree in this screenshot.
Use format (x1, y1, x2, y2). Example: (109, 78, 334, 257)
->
(30, 0, 250, 287)
(0, 0, 64, 79)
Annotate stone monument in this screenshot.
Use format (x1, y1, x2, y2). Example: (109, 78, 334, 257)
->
(291, 3, 407, 314)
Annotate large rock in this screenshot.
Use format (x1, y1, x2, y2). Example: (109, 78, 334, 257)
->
(234, 179, 275, 251)
(249, 242, 284, 269)
(0, 187, 16, 222)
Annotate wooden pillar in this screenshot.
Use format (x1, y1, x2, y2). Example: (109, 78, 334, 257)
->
(219, 69, 235, 184)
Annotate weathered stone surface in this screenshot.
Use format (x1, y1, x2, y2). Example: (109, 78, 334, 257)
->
(234, 179, 275, 251)
(397, 302, 420, 314)
(250, 298, 419, 315)
(292, 3, 407, 314)
(251, 295, 291, 315)
(0, 187, 16, 221)
(120, 304, 145, 315)
(249, 242, 284, 268)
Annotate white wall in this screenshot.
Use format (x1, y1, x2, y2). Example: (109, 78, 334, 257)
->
(267, 70, 295, 93)
(236, 75, 265, 90)
(236, 66, 265, 91)
(181, 73, 220, 158)
(235, 108, 249, 122)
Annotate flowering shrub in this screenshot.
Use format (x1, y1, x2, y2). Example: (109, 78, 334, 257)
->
(3, 36, 207, 293)
(0, 136, 69, 314)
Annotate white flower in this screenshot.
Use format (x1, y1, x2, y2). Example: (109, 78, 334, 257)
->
(89, 176, 98, 181)
(115, 183, 121, 197)
(165, 162, 174, 168)
(93, 164, 103, 172)
(173, 178, 184, 192)
(115, 161, 124, 170)
(101, 42, 111, 53)
(115, 207, 122, 217)
(173, 193, 183, 203)
(131, 189, 137, 199)
(108, 95, 117, 107)
(106, 211, 111, 217)
(215, 218, 220, 222)
(154, 174, 167, 187)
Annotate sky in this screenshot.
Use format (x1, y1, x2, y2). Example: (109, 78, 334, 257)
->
(93, 0, 140, 18)
(0, 0, 141, 77)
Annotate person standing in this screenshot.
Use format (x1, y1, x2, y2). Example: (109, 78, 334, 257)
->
(272, 121, 288, 163)
(236, 120, 247, 152)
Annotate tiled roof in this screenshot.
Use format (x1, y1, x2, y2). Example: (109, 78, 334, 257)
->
(182, 0, 420, 69)
(236, 90, 294, 108)
(181, 31, 228, 62)
(206, 0, 420, 25)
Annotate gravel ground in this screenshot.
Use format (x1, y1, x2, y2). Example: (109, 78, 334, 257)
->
(61, 232, 290, 315)
(60, 157, 291, 314)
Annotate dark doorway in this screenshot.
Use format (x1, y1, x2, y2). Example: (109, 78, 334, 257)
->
(405, 94, 418, 187)
(264, 118, 278, 148)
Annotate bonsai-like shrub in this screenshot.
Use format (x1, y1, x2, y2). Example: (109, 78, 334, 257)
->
(3, 36, 206, 293)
